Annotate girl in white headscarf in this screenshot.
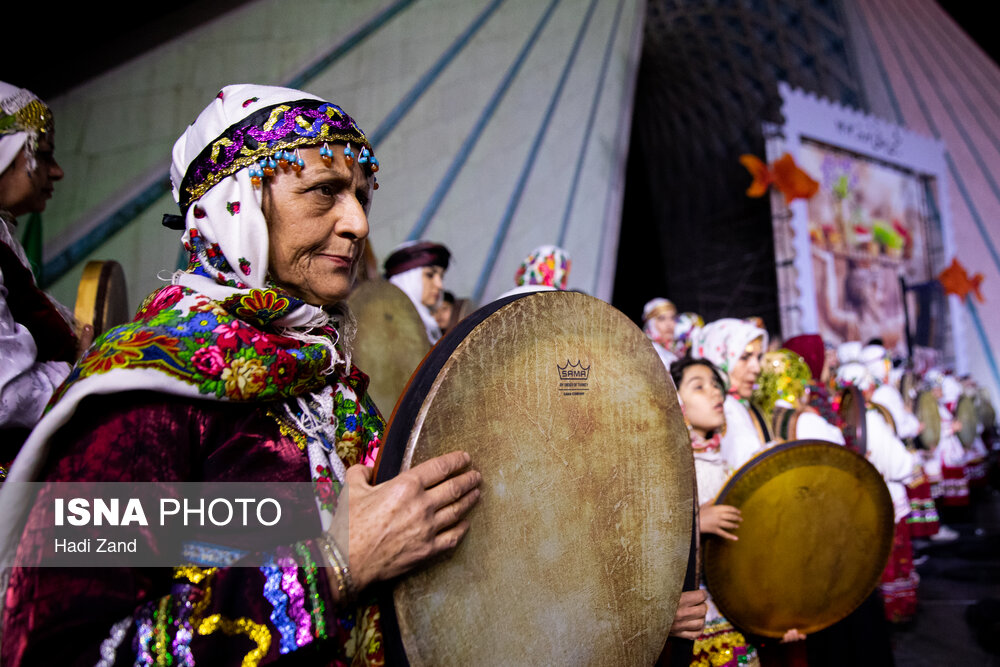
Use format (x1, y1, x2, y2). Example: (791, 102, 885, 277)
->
(384, 240, 451, 343)
(692, 318, 769, 471)
(641, 298, 678, 369)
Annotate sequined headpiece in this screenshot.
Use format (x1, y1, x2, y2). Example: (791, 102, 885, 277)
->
(175, 96, 376, 215)
(753, 349, 814, 417)
(0, 82, 54, 174)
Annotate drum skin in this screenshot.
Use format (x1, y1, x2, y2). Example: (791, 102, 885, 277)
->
(955, 395, 977, 449)
(703, 440, 894, 638)
(915, 391, 941, 450)
(347, 280, 431, 415)
(376, 291, 694, 666)
(74, 260, 129, 337)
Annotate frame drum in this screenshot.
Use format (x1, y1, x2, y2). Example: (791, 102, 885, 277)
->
(915, 391, 941, 450)
(837, 386, 867, 456)
(347, 280, 431, 415)
(74, 260, 129, 337)
(703, 440, 894, 638)
(955, 395, 978, 450)
(771, 406, 801, 443)
(375, 291, 694, 666)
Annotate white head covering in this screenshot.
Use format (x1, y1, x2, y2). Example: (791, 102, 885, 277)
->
(641, 298, 676, 341)
(861, 344, 890, 385)
(692, 318, 768, 383)
(389, 266, 443, 344)
(0, 82, 52, 176)
(836, 341, 863, 365)
(941, 375, 963, 407)
(835, 361, 875, 392)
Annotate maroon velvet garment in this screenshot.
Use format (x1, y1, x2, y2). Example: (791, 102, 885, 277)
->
(1, 392, 344, 667)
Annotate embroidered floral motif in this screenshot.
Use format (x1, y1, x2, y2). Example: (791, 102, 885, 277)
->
(227, 201, 241, 215)
(230, 289, 292, 327)
(54, 285, 332, 406)
(239, 257, 251, 275)
(242, 97, 259, 107)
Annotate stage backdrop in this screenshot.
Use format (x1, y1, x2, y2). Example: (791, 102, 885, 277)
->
(768, 83, 960, 368)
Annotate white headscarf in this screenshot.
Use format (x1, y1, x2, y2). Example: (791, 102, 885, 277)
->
(641, 298, 676, 341)
(0, 82, 51, 176)
(389, 266, 443, 344)
(860, 344, 890, 385)
(835, 361, 875, 392)
(692, 318, 768, 382)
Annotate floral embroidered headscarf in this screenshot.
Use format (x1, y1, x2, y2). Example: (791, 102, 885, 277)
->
(514, 245, 571, 290)
(691, 318, 769, 387)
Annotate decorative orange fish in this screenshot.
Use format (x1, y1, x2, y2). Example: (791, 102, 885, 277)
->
(740, 153, 819, 203)
(938, 258, 985, 303)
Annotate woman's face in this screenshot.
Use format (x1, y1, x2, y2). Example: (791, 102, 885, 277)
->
(729, 337, 764, 399)
(0, 135, 64, 218)
(652, 311, 676, 345)
(433, 300, 453, 329)
(421, 265, 445, 308)
(678, 363, 725, 436)
(263, 145, 372, 306)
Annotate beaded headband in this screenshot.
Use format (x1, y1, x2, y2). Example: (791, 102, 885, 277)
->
(176, 98, 377, 215)
(0, 88, 53, 170)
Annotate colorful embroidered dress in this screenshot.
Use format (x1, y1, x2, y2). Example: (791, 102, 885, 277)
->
(0, 85, 386, 666)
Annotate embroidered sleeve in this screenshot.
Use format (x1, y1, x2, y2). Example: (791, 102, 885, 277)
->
(1, 395, 383, 666)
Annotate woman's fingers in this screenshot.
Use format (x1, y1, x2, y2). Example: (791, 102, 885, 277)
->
(425, 468, 482, 511)
(433, 486, 481, 531)
(431, 519, 472, 554)
(716, 527, 739, 541)
(410, 451, 472, 488)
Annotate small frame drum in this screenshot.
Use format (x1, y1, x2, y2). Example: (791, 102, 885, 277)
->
(838, 385, 868, 456)
(347, 280, 431, 415)
(74, 260, 129, 337)
(703, 440, 894, 637)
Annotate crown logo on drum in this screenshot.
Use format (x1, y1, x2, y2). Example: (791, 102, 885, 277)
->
(557, 360, 591, 380)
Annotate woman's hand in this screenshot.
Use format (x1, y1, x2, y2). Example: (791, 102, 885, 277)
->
(333, 450, 482, 594)
(76, 324, 94, 358)
(781, 628, 807, 643)
(669, 589, 708, 639)
(699, 503, 741, 540)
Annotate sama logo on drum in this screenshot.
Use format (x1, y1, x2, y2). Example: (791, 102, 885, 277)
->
(557, 360, 590, 396)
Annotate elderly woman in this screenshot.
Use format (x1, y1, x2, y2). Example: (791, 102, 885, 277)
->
(692, 318, 769, 471)
(383, 240, 450, 344)
(1, 85, 480, 666)
(0, 82, 89, 475)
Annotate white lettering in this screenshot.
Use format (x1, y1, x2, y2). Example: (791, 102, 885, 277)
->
(257, 498, 281, 526)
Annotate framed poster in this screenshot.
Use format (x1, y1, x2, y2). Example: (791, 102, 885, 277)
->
(770, 83, 961, 364)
